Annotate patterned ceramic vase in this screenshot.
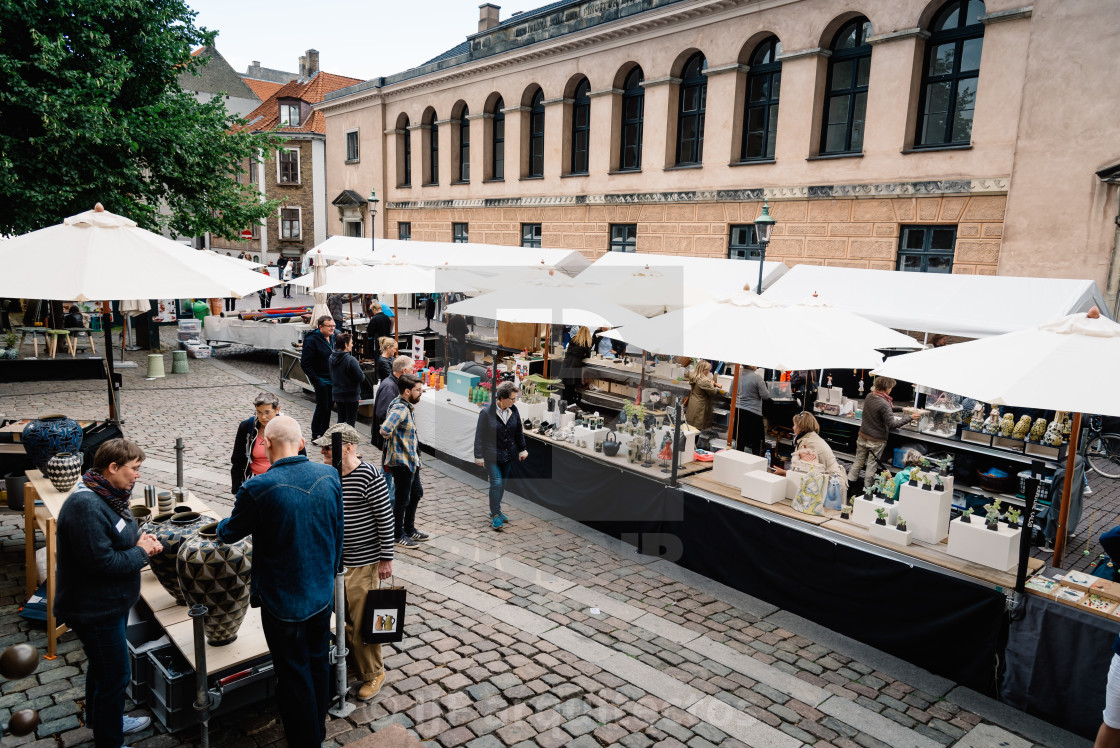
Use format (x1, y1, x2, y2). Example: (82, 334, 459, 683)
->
(22, 415, 83, 472)
(149, 512, 208, 605)
(44, 452, 84, 493)
(176, 522, 253, 646)
(130, 505, 152, 530)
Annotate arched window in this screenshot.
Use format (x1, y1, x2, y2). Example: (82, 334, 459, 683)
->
(619, 67, 644, 171)
(742, 37, 782, 160)
(459, 105, 471, 182)
(821, 19, 873, 155)
(401, 116, 412, 187)
(529, 89, 545, 177)
(676, 53, 707, 165)
(570, 79, 590, 174)
(428, 113, 439, 185)
(492, 97, 505, 180)
(917, 0, 984, 147)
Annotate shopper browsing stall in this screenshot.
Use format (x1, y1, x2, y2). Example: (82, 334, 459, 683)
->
(474, 381, 529, 531)
(376, 337, 398, 383)
(735, 365, 770, 456)
(847, 376, 919, 490)
(230, 391, 291, 493)
(448, 313, 469, 365)
(329, 332, 364, 427)
(685, 359, 723, 430)
(771, 412, 846, 482)
(301, 315, 336, 441)
(379, 373, 430, 548)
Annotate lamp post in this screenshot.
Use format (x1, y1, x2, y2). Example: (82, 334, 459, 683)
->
(367, 189, 380, 252)
(753, 200, 776, 295)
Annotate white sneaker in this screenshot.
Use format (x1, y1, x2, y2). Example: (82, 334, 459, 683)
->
(123, 715, 150, 734)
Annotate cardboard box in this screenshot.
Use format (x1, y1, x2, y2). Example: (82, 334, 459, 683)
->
(498, 321, 541, 352)
(447, 370, 480, 397)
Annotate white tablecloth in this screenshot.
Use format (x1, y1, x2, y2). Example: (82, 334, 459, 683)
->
(374, 380, 479, 462)
(203, 315, 309, 350)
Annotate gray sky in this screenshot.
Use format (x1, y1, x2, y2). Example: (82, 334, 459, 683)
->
(185, 0, 551, 81)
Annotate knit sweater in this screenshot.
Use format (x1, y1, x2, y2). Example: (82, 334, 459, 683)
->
(340, 462, 395, 567)
(860, 391, 911, 441)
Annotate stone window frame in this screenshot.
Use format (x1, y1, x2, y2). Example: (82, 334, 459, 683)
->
(609, 223, 637, 252)
(249, 156, 259, 184)
(741, 37, 783, 162)
(820, 18, 874, 156)
(897, 224, 956, 273)
(402, 124, 413, 187)
(452, 222, 469, 243)
(427, 112, 440, 186)
(570, 79, 591, 175)
(491, 97, 506, 181)
(458, 106, 471, 183)
(618, 67, 645, 172)
(521, 223, 542, 248)
(914, 0, 985, 148)
(279, 103, 300, 127)
(344, 220, 363, 238)
(728, 224, 762, 260)
(345, 129, 360, 164)
(280, 206, 302, 240)
(277, 147, 301, 185)
(398, 222, 412, 241)
(675, 53, 708, 166)
(528, 89, 546, 178)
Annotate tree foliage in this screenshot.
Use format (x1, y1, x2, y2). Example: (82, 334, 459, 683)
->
(0, 0, 280, 238)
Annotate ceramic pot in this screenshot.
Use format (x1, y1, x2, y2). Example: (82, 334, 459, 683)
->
(149, 511, 208, 605)
(130, 505, 152, 530)
(602, 431, 620, 457)
(45, 452, 83, 493)
(176, 522, 252, 646)
(22, 415, 83, 472)
(4, 473, 28, 511)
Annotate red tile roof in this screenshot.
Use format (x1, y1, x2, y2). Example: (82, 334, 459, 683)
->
(241, 71, 363, 135)
(242, 77, 286, 101)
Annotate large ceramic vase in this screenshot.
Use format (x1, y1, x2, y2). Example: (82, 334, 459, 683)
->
(22, 415, 83, 472)
(45, 452, 83, 493)
(149, 512, 208, 605)
(176, 522, 252, 646)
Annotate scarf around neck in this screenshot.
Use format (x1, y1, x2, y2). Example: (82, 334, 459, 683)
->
(81, 469, 133, 521)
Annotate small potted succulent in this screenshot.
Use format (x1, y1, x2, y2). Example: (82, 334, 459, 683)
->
(896, 515, 908, 533)
(920, 474, 932, 491)
(874, 508, 888, 526)
(933, 475, 945, 492)
(840, 503, 852, 520)
(1006, 507, 1022, 527)
(908, 470, 919, 488)
(862, 486, 875, 502)
(961, 507, 975, 524)
(984, 500, 1002, 531)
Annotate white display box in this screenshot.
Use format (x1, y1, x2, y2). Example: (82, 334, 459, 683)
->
(946, 517, 1021, 572)
(852, 496, 898, 528)
(717, 374, 733, 392)
(868, 520, 912, 546)
(573, 425, 608, 446)
(712, 450, 767, 488)
(785, 470, 811, 500)
(741, 471, 785, 504)
(897, 483, 952, 544)
(827, 387, 843, 405)
(517, 400, 548, 424)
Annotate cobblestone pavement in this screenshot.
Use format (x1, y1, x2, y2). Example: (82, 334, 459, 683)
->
(0, 337, 1094, 748)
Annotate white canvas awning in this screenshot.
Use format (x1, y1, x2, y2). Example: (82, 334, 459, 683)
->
(762, 265, 1110, 338)
(578, 252, 788, 300)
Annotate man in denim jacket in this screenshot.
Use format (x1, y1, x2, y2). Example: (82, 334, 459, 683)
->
(218, 415, 343, 747)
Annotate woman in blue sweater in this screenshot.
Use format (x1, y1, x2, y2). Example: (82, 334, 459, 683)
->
(55, 439, 164, 748)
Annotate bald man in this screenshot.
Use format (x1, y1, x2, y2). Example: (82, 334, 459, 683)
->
(217, 415, 343, 747)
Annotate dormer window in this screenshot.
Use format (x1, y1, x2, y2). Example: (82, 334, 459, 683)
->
(279, 103, 300, 127)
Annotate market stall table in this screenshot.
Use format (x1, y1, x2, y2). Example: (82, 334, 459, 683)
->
(203, 315, 309, 350)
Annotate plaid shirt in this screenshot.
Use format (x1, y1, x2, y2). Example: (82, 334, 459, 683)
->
(379, 396, 421, 471)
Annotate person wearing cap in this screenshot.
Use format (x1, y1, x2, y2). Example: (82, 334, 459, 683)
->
(314, 424, 395, 701)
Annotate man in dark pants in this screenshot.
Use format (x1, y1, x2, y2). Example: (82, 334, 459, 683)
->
(379, 373, 429, 549)
(301, 315, 336, 441)
(218, 416, 343, 748)
(371, 355, 415, 501)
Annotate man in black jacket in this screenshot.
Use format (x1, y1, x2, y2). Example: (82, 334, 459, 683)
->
(301, 315, 336, 441)
(474, 381, 528, 531)
(447, 314, 469, 365)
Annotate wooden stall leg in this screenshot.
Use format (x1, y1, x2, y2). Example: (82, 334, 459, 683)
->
(1053, 412, 1083, 567)
(24, 483, 36, 600)
(44, 516, 60, 659)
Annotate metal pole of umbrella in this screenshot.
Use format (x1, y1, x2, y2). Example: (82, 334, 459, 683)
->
(189, 604, 213, 748)
(327, 431, 355, 718)
(670, 399, 682, 487)
(102, 302, 117, 421)
(393, 295, 399, 341)
(726, 364, 741, 449)
(176, 437, 185, 492)
(1012, 471, 1043, 612)
(1053, 412, 1083, 567)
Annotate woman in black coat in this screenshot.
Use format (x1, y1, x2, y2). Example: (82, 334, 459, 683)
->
(561, 326, 592, 405)
(329, 332, 364, 427)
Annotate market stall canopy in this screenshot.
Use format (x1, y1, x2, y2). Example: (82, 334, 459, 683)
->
(292, 256, 481, 295)
(763, 265, 1110, 338)
(204, 249, 264, 269)
(606, 292, 894, 371)
(578, 252, 788, 300)
(445, 273, 646, 329)
(0, 205, 278, 300)
(872, 309, 1120, 416)
(303, 235, 591, 277)
(576, 265, 715, 316)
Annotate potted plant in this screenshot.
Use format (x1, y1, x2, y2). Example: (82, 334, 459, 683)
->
(896, 515, 908, 533)
(933, 475, 945, 492)
(984, 500, 1002, 531)
(1006, 507, 1022, 526)
(961, 507, 974, 524)
(840, 503, 852, 520)
(1, 331, 17, 359)
(635, 403, 647, 426)
(862, 486, 875, 502)
(874, 508, 888, 526)
(623, 402, 635, 424)
(908, 470, 919, 488)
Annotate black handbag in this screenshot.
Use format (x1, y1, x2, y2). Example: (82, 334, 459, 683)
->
(360, 581, 407, 644)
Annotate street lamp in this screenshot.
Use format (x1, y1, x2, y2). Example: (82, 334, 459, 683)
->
(753, 200, 776, 295)
(367, 189, 380, 252)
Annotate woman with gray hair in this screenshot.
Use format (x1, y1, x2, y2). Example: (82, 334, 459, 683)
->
(230, 391, 285, 492)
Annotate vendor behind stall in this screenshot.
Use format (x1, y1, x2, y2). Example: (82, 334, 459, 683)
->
(561, 326, 592, 403)
(847, 376, 919, 490)
(735, 365, 770, 456)
(685, 360, 723, 431)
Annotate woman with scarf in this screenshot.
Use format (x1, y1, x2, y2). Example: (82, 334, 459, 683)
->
(846, 376, 919, 491)
(230, 391, 283, 493)
(55, 439, 163, 748)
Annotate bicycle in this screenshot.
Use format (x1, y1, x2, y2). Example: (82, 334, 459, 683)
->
(1084, 414, 1120, 479)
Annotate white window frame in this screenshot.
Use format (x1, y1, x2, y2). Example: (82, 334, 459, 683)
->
(345, 129, 360, 163)
(280, 206, 302, 240)
(277, 147, 300, 184)
(280, 103, 300, 127)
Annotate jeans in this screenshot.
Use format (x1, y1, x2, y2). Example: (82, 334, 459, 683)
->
(311, 380, 333, 441)
(283, 284, 292, 298)
(450, 338, 466, 366)
(224, 297, 236, 312)
(71, 615, 128, 748)
(381, 466, 395, 508)
(388, 465, 422, 538)
(486, 460, 513, 517)
(337, 401, 358, 427)
(260, 606, 332, 748)
(735, 409, 765, 456)
(848, 435, 888, 489)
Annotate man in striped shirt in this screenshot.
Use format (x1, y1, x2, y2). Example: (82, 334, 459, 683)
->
(313, 423, 395, 701)
(379, 373, 430, 549)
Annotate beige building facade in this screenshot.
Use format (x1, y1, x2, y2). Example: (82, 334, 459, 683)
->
(318, 0, 1120, 303)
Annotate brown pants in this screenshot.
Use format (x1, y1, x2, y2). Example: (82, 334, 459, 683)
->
(344, 563, 383, 682)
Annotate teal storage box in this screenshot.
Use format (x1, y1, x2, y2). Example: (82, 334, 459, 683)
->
(447, 370, 480, 397)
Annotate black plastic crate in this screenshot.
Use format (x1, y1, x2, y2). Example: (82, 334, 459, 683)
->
(126, 614, 164, 705)
(147, 644, 194, 710)
(146, 645, 276, 733)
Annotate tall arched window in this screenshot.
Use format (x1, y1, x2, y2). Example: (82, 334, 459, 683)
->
(459, 106, 471, 182)
(492, 97, 505, 180)
(676, 53, 707, 165)
(917, 0, 984, 147)
(427, 113, 439, 185)
(821, 18, 873, 155)
(529, 89, 545, 177)
(619, 67, 644, 171)
(570, 79, 590, 174)
(742, 37, 782, 160)
(401, 116, 412, 187)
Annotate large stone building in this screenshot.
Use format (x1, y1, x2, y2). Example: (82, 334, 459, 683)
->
(318, 0, 1120, 305)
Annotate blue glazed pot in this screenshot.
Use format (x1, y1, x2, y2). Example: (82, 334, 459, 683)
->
(22, 415, 83, 472)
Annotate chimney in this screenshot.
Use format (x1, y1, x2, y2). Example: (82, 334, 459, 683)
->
(247, 61, 261, 77)
(306, 49, 320, 77)
(298, 55, 307, 79)
(478, 3, 500, 32)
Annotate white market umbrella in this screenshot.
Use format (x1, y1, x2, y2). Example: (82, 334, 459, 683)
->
(446, 279, 645, 329)
(204, 249, 264, 269)
(793, 293, 922, 352)
(307, 251, 332, 328)
(578, 265, 715, 316)
(293, 257, 480, 295)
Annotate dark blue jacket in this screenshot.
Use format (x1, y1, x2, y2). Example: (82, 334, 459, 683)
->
(217, 455, 343, 622)
(301, 330, 334, 385)
(372, 374, 400, 448)
(329, 350, 364, 403)
(474, 402, 527, 464)
(1102, 526, 1120, 656)
(55, 487, 149, 625)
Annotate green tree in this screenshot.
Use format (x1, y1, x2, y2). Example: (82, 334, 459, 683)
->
(0, 0, 280, 238)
